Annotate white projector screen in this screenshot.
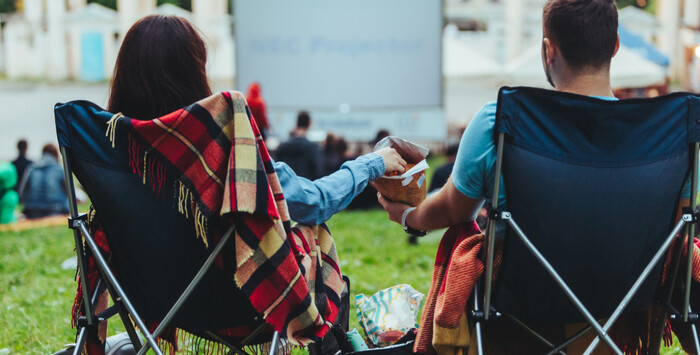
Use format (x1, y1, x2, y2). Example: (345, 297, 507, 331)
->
(234, 0, 442, 109)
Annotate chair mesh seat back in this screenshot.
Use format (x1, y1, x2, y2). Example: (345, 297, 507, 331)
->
(55, 101, 258, 332)
(492, 87, 700, 324)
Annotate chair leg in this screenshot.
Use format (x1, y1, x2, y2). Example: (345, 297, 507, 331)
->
(75, 222, 164, 355)
(268, 331, 280, 355)
(472, 284, 485, 355)
(72, 328, 87, 355)
(506, 217, 624, 355)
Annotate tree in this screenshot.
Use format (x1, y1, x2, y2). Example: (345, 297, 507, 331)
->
(0, 0, 16, 14)
(87, 0, 117, 10)
(158, 0, 191, 11)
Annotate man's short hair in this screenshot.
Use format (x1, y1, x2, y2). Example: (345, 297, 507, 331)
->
(297, 111, 311, 129)
(543, 0, 618, 70)
(17, 139, 27, 152)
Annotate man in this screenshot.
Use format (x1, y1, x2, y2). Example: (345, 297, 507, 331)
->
(379, 0, 623, 352)
(275, 111, 323, 180)
(380, 0, 620, 241)
(11, 139, 32, 191)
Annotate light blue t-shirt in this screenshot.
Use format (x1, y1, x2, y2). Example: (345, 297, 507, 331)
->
(452, 98, 695, 217)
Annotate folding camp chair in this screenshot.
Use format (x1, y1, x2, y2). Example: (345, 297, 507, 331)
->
(472, 87, 700, 354)
(54, 100, 281, 355)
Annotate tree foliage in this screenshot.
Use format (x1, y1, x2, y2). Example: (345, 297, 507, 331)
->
(87, 0, 117, 10)
(0, 0, 16, 14)
(85, 0, 191, 12)
(616, 0, 657, 14)
(158, 0, 191, 11)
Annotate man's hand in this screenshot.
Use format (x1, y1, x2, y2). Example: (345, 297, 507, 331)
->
(375, 147, 407, 175)
(377, 192, 411, 225)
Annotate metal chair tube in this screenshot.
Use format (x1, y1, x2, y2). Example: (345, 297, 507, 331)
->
(685, 142, 700, 321)
(484, 132, 505, 320)
(61, 147, 94, 325)
(546, 324, 592, 355)
(506, 218, 623, 355)
(268, 331, 280, 355)
(472, 283, 484, 355)
(582, 218, 687, 355)
(136, 224, 236, 355)
(72, 328, 87, 355)
(76, 222, 164, 355)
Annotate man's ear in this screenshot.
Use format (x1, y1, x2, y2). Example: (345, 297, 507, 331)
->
(612, 33, 620, 58)
(543, 38, 556, 65)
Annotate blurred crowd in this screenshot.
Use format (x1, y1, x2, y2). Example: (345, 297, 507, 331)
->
(0, 139, 70, 223)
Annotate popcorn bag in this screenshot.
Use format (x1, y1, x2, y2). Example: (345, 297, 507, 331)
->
(373, 137, 430, 206)
(356, 284, 424, 348)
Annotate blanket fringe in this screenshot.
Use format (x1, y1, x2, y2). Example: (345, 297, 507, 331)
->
(176, 180, 209, 248)
(154, 327, 292, 355)
(105, 113, 123, 148)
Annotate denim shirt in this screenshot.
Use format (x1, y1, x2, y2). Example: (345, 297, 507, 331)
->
(273, 152, 385, 225)
(19, 154, 70, 214)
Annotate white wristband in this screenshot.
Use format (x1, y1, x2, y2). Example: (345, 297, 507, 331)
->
(401, 207, 416, 230)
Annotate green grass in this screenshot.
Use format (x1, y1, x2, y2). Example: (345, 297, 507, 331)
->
(0, 226, 77, 353)
(0, 158, 690, 353)
(0, 211, 692, 354)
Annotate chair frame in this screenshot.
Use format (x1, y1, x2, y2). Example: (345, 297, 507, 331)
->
(60, 146, 279, 355)
(472, 132, 700, 355)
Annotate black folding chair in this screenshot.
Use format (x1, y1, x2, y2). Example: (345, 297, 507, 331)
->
(472, 87, 700, 354)
(54, 100, 280, 355)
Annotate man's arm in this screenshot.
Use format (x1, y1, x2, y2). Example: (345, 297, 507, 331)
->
(379, 175, 484, 231)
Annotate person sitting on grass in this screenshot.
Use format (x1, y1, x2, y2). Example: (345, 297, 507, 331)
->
(19, 144, 69, 219)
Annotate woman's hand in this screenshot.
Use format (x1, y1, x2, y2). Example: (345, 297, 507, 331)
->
(375, 147, 407, 175)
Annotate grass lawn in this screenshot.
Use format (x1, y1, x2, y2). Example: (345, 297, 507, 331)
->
(0, 156, 689, 353)
(0, 209, 690, 354)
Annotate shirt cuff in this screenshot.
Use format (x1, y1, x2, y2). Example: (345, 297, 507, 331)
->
(356, 153, 385, 181)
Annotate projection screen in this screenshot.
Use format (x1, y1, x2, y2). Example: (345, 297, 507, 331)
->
(234, 0, 442, 109)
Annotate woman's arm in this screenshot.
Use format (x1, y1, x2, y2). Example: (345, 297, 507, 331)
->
(275, 147, 406, 225)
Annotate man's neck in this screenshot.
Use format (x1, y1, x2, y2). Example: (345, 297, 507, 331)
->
(554, 70, 614, 98)
(292, 128, 308, 137)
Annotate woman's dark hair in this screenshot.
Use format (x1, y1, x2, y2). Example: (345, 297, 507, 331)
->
(108, 15, 212, 119)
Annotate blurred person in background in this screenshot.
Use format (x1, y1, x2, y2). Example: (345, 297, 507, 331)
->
(428, 144, 458, 193)
(275, 110, 323, 180)
(107, 15, 406, 226)
(323, 133, 341, 175)
(0, 162, 19, 224)
(12, 139, 32, 191)
(19, 144, 70, 219)
(245, 82, 270, 141)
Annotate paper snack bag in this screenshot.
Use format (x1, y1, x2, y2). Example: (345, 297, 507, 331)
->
(373, 136, 429, 206)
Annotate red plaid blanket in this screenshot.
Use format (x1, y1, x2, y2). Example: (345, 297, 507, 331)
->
(75, 91, 342, 352)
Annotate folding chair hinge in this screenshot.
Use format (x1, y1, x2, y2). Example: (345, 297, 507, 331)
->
(488, 209, 511, 221)
(68, 213, 88, 229)
(670, 312, 700, 324)
(470, 309, 501, 324)
(682, 207, 700, 223)
(77, 315, 106, 327)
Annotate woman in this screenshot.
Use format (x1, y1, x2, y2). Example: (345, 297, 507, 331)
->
(108, 15, 405, 224)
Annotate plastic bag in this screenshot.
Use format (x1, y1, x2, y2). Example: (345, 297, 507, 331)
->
(356, 284, 424, 347)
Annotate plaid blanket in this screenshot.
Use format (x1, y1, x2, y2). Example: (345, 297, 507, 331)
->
(74, 91, 343, 352)
(414, 223, 700, 355)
